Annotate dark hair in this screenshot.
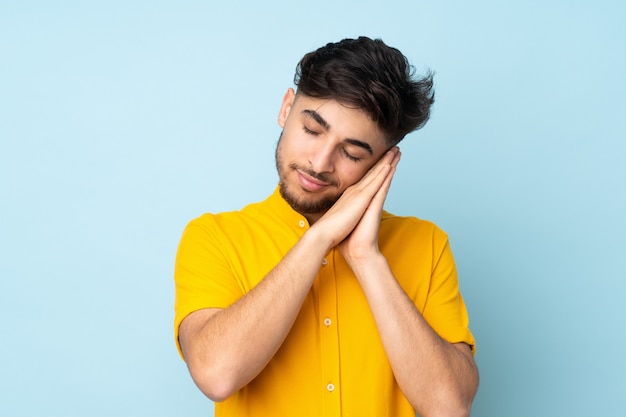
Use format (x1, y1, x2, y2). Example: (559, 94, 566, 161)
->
(294, 36, 434, 145)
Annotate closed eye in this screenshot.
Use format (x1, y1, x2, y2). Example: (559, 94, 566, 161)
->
(303, 126, 320, 136)
(342, 148, 362, 162)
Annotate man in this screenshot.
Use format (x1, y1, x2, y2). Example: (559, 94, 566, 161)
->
(174, 36, 478, 417)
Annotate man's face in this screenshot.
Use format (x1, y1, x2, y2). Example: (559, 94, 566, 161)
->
(275, 88, 390, 223)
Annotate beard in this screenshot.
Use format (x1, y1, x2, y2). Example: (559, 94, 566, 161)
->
(275, 133, 341, 215)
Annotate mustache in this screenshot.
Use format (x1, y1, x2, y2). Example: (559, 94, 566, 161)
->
(289, 163, 338, 187)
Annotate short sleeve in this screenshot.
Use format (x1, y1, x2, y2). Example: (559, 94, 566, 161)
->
(173, 215, 245, 359)
(422, 236, 476, 355)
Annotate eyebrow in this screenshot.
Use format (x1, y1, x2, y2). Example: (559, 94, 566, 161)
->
(302, 109, 374, 155)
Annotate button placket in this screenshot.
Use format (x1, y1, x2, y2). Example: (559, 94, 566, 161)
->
(318, 249, 340, 412)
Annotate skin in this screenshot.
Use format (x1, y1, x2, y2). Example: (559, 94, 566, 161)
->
(179, 88, 479, 416)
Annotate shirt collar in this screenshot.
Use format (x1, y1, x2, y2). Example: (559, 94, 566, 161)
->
(266, 186, 310, 232)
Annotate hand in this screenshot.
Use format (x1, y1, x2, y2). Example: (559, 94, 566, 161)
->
(312, 147, 401, 251)
(339, 148, 401, 262)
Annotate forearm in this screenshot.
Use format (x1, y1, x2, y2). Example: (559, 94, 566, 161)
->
(349, 254, 478, 417)
(180, 228, 332, 401)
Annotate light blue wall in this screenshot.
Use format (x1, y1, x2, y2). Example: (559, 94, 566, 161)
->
(1, 1, 624, 416)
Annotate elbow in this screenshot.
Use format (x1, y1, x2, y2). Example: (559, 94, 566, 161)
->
(187, 362, 241, 402)
(434, 388, 476, 417)
(444, 402, 473, 417)
(417, 402, 473, 417)
(440, 392, 475, 417)
(197, 379, 236, 403)
(418, 403, 473, 417)
(412, 386, 476, 417)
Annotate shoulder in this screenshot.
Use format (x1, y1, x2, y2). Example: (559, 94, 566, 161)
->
(378, 211, 451, 262)
(380, 210, 448, 241)
(184, 199, 266, 232)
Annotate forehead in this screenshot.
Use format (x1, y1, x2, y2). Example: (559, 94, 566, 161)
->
(293, 95, 388, 152)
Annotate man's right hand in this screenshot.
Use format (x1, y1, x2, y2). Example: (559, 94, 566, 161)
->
(311, 147, 400, 251)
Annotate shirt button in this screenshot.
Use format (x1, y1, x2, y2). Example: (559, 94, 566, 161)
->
(323, 318, 332, 327)
(326, 383, 335, 392)
(298, 220, 305, 228)
(321, 258, 328, 266)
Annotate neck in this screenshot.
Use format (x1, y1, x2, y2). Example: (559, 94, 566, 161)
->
(303, 212, 323, 226)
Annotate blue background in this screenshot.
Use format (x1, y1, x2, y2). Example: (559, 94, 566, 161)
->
(1, 1, 625, 416)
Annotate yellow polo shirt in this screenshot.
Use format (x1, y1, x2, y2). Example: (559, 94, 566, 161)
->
(174, 187, 475, 416)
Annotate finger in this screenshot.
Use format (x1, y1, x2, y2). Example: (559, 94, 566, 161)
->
(390, 148, 401, 169)
(353, 147, 399, 192)
(370, 150, 401, 208)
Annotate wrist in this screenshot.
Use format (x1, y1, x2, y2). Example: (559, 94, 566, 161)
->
(307, 220, 342, 252)
(344, 250, 387, 275)
(302, 224, 336, 254)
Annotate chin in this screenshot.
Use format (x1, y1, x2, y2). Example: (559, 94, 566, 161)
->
(279, 181, 340, 215)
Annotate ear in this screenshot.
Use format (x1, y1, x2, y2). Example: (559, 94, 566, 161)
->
(277, 88, 296, 128)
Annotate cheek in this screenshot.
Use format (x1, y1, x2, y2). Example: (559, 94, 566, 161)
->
(340, 165, 370, 187)
(280, 130, 310, 158)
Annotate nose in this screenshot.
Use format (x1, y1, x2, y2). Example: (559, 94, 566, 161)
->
(308, 140, 335, 174)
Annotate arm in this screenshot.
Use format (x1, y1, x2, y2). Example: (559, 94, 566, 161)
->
(339, 154, 478, 417)
(178, 149, 400, 401)
(347, 256, 478, 417)
(179, 226, 330, 401)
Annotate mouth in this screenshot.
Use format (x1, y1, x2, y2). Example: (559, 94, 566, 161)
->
(296, 170, 332, 192)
